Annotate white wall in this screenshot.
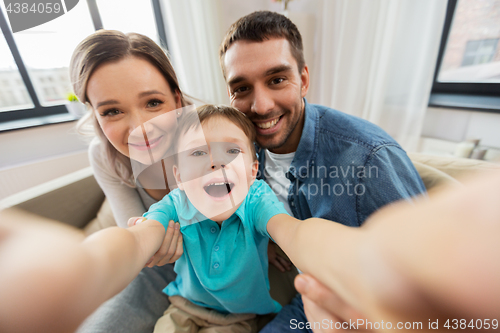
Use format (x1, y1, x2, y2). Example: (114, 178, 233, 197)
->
(0, 121, 90, 199)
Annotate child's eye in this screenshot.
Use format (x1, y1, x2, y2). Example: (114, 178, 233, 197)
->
(191, 150, 207, 157)
(147, 99, 164, 108)
(100, 108, 121, 117)
(227, 148, 241, 154)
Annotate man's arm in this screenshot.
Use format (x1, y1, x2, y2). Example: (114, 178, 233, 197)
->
(268, 170, 500, 325)
(357, 145, 426, 224)
(0, 208, 165, 333)
(267, 214, 369, 313)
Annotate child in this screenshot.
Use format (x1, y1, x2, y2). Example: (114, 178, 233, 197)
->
(139, 104, 290, 332)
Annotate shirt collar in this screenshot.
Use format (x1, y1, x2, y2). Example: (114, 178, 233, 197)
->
(255, 99, 318, 180)
(288, 98, 318, 179)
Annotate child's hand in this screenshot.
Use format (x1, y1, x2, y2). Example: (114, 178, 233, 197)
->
(268, 241, 292, 272)
(128, 217, 183, 267)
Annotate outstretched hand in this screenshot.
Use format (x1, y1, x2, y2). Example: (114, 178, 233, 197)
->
(295, 274, 371, 333)
(128, 217, 183, 267)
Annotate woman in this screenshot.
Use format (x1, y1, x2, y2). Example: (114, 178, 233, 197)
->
(70, 30, 188, 333)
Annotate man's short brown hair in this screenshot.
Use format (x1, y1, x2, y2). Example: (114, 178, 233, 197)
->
(219, 11, 305, 79)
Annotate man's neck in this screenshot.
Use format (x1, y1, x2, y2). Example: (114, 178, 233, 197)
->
(268, 99, 306, 155)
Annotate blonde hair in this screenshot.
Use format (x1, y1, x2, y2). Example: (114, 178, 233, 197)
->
(70, 30, 191, 186)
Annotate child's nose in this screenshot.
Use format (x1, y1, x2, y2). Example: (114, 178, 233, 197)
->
(211, 164, 226, 170)
(210, 151, 226, 170)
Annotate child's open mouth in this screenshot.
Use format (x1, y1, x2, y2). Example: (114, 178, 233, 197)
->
(204, 182, 235, 198)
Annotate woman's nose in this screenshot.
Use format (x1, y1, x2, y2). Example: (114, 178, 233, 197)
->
(129, 114, 154, 138)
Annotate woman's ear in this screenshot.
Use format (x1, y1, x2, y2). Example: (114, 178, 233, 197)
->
(175, 90, 182, 115)
(173, 164, 184, 190)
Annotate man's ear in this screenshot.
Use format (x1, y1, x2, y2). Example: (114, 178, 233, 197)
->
(173, 164, 184, 190)
(249, 160, 259, 186)
(300, 65, 310, 98)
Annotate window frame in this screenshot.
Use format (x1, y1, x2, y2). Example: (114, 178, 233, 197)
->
(0, 0, 170, 131)
(429, 0, 500, 113)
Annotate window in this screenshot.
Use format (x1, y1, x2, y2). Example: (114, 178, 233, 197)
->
(430, 0, 500, 112)
(0, 0, 169, 131)
(461, 39, 498, 67)
(0, 30, 32, 111)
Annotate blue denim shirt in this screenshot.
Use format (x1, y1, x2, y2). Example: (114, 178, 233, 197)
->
(256, 99, 426, 226)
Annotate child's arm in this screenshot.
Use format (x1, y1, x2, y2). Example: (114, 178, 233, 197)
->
(0, 208, 165, 333)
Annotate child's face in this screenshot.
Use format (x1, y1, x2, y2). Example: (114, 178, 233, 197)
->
(174, 117, 258, 222)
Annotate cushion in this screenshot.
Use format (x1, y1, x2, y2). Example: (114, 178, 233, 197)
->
(83, 198, 117, 235)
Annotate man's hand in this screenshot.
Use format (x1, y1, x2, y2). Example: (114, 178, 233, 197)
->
(268, 240, 292, 272)
(128, 217, 183, 267)
(295, 274, 371, 333)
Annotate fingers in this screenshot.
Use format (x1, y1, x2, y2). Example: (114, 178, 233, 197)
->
(302, 294, 341, 333)
(270, 257, 286, 272)
(157, 222, 182, 266)
(147, 220, 179, 267)
(295, 274, 365, 323)
(127, 217, 145, 227)
(168, 233, 183, 263)
(276, 254, 292, 271)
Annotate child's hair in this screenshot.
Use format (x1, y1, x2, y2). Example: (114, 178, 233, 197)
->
(174, 105, 257, 162)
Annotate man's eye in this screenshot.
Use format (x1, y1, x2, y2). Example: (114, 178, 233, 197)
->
(191, 150, 207, 156)
(147, 99, 164, 108)
(101, 108, 121, 117)
(271, 77, 285, 85)
(227, 148, 241, 154)
(232, 86, 249, 95)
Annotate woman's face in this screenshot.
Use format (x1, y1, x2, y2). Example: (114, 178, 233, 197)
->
(87, 56, 182, 164)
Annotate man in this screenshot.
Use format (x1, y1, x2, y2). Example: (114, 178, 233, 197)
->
(219, 11, 426, 332)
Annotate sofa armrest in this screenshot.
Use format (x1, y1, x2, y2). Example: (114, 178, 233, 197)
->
(0, 167, 104, 229)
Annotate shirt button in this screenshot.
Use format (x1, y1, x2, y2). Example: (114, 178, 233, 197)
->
(213, 262, 220, 269)
(291, 201, 295, 207)
(214, 245, 220, 252)
(210, 227, 217, 233)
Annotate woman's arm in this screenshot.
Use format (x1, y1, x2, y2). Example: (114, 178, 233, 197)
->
(89, 139, 148, 228)
(0, 208, 165, 333)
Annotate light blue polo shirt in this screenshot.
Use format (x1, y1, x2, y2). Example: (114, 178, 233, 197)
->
(143, 179, 288, 314)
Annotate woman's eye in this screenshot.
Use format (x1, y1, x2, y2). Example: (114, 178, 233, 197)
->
(101, 109, 121, 117)
(147, 99, 164, 108)
(191, 150, 207, 157)
(227, 148, 241, 154)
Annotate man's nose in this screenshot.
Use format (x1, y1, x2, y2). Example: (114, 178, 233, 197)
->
(250, 86, 275, 115)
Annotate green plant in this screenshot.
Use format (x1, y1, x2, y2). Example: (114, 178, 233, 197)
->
(66, 92, 79, 102)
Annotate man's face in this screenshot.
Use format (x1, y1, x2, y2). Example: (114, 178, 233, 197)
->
(224, 38, 309, 154)
(174, 117, 258, 222)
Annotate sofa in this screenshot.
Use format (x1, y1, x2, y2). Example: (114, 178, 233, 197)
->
(1, 153, 499, 235)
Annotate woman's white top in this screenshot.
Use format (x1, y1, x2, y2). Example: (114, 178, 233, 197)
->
(89, 138, 157, 228)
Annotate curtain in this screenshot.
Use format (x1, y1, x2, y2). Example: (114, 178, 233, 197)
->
(159, 0, 228, 105)
(308, 0, 447, 151)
